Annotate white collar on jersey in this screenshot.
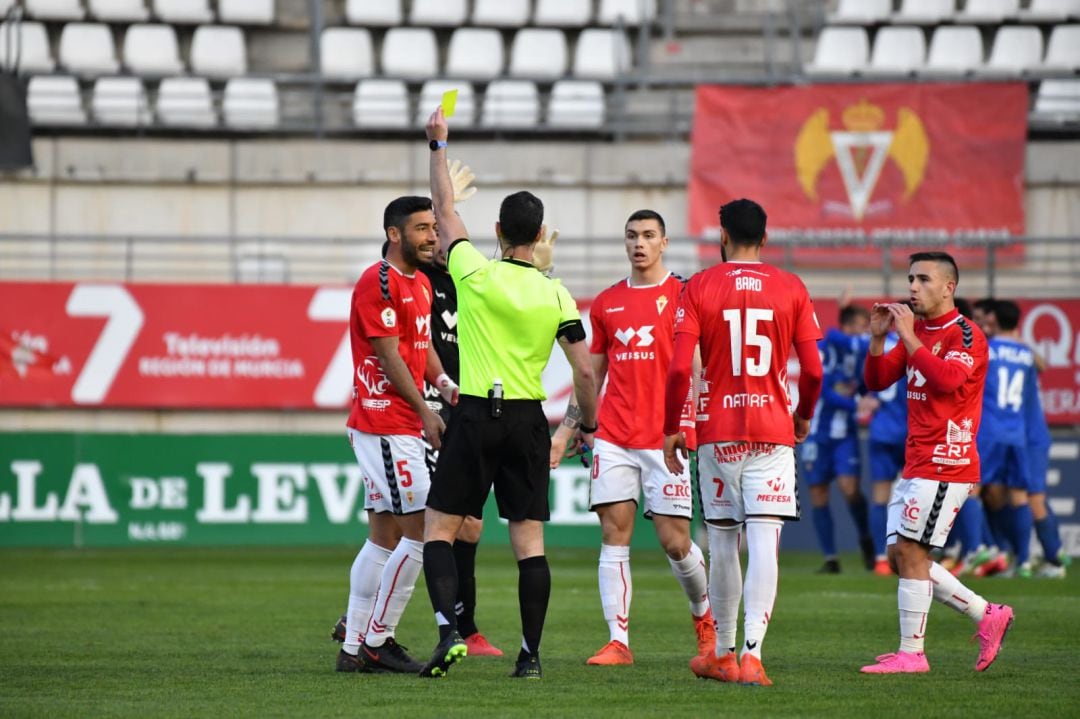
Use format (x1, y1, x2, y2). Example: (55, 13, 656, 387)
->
(625, 271, 672, 289)
(923, 311, 962, 331)
(382, 258, 417, 278)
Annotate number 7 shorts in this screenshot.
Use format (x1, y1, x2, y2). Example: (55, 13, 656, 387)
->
(347, 428, 430, 515)
(697, 441, 800, 522)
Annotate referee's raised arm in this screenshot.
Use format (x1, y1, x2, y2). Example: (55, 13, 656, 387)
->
(426, 107, 468, 255)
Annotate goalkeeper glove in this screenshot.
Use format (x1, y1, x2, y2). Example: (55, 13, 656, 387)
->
(448, 158, 477, 204)
(532, 225, 558, 275)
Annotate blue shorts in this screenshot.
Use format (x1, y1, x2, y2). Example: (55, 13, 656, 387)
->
(1027, 443, 1050, 494)
(801, 436, 859, 487)
(869, 440, 905, 483)
(980, 442, 1031, 490)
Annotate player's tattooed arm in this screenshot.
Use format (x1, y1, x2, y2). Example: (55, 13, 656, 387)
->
(562, 402, 582, 430)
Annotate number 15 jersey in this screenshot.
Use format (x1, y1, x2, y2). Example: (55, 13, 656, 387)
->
(674, 261, 821, 447)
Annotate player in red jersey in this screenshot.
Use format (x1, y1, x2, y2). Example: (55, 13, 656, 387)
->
(663, 199, 823, 686)
(550, 210, 713, 667)
(860, 252, 1014, 675)
(336, 196, 457, 675)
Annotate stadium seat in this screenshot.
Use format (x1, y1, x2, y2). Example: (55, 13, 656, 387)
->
(27, 75, 86, 125)
(381, 27, 438, 80)
(598, 0, 657, 26)
(153, 0, 212, 23)
(827, 0, 891, 25)
(955, 0, 1019, 23)
(865, 26, 926, 75)
(219, 0, 273, 25)
(92, 76, 151, 126)
(59, 23, 121, 77)
(804, 27, 869, 76)
(446, 28, 504, 80)
(88, 0, 149, 22)
(223, 78, 278, 129)
(410, 0, 467, 26)
(573, 29, 631, 80)
(417, 81, 475, 127)
(1042, 25, 1080, 72)
(472, 0, 530, 27)
(920, 26, 983, 75)
(1032, 79, 1080, 122)
(319, 28, 374, 80)
(548, 80, 605, 128)
(0, 22, 56, 73)
(481, 79, 540, 128)
(979, 26, 1044, 75)
(0, 0, 14, 13)
(156, 76, 216, 127)
(190, 25, 247, 79)
(1019, 0, 1080, 22)
(352, 78, 409, 128)
(123, 23, 183, 75)
(26, 0, 85, 20)
(892, 0, 955, 25)
(535, 0, 592, 26)
(346, 0, 401, 26)
(509, 28, 568, 79)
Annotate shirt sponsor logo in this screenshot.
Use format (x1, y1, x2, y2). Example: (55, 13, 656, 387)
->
(605, 306, 625, 314)
(722, 393, 772, 409)
(361, 398, 391, 410)
(415, 315, 431, 337)
(357, 356, 390, 396)
(756, 476, 791, 503)
(932, 418, 974, 466)
(902, 497, 920, 522)
(711, 442, 777, 464)
(441, 310, 457, 330)
(906, 365, 928, 401)
(381, 307, 397, 328)
(663, 483, 692, 498)
(943, 350, 974, 367)
(614, 326, 654, 347)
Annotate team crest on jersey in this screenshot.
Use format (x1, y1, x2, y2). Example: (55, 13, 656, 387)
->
(381, 307, 397, 328)
(931, 341, 942, 356)
(421, 286, 430, 304)
(656, 295, 668, 314)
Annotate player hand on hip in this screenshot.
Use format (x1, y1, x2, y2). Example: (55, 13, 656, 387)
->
(664, 432, 688, 475)
(420, 406, 447, 451)
(793, 414, 811, 444)
(869, 303, 895, 338)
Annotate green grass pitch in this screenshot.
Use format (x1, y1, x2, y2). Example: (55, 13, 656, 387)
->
(2, 546, 1078, 718)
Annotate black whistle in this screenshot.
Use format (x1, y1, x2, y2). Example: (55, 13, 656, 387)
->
(488, 378, 503, 419)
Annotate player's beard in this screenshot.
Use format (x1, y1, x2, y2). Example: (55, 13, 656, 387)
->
(401, 237, 433, 269)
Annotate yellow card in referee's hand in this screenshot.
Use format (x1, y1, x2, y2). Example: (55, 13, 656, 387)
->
(441, 89, 458, 118)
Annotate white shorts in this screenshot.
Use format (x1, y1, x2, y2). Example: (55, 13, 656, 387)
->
(347, 428, 431, 515)
(697, 441, 799, 522)
(589, 438, 693, 518)
(886, 477, 975, 549)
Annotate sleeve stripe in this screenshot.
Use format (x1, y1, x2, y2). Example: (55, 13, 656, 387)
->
(378, 261, 391, 301)
(957, 318, 974, 348)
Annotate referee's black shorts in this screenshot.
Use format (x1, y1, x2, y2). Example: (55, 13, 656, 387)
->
(428, 395, 551, 521)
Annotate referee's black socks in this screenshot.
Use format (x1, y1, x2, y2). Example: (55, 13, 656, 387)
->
(453, 539, 479, 638)
(517, 555, 551, 658)
(423, 540, 459, 641)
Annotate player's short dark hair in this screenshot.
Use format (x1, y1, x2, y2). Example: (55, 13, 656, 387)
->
(499, 191, 544, 247)
(973, 297, 996, 314)
(909, 251, 959, 284)
(719, 199, 767, 246)
(383, 196, 433, 235)
(626, 209, 666, 235)
(839, 304, 870, 326)
(994, 299, 1022, 331)
(954, 297, 973, 318)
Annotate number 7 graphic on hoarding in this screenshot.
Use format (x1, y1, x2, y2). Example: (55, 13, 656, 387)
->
(66, 285, 144, 404)
(308, 287, 353, 408)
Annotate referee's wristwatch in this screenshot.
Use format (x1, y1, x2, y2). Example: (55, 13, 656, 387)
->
(429, 140, 447, 151)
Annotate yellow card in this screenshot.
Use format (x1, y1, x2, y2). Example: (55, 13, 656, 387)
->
(441, 89, 458, 118)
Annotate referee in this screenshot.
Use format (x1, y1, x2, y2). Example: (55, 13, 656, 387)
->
(419, 106, 598, 680)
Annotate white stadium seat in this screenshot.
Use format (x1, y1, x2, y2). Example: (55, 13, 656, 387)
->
(482, 80, 539, 128)
(0, 0, 15, 13)
(828, 0, 891, 25)
(190, 25, 247, 79)
(352, 79, 409, 128)
(0, 22, 56, 73)
(892, 0, 955, 24)
(319, 28, 374, 80)
(472, 0, 530, 27)
(1042, 25, 1080, 72)
(1033, 79, 1080, 122)
(346, 0, 401, 26)
(446, 28, 504, 80)
(865, 26, 925, 75)
(1019, 0, 1080, 22)
(416, 80, 475, 127)
(88, 0, 149, 22)
(123, 23, 183, 75)
(805, 26, 868, 76)
(26, 0, 85, 20)
(410, 0, 467, 26)
(921, 26, 983, 75)
(59, 23, 120, 77)
(28, 75, 86, 125)
(980, 26, 1043, 76)
(381, 27, 438, 80)
(509, 28, 568, 79)
(92, 76, 151, 126)
(955, 0, 1019, 23)
(153, 0, 213, 23)
(157, 76, 216, 127)
(573, 29, 631, 80)
(223, 78, 278, 129)
(598, 0, 657, 26)
(547, 80, 604, 128)
(218, 0, 273, 25)
(535, 0, 591, 26)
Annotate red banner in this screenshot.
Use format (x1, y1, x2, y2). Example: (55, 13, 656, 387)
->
(689, 83, 1028, 266)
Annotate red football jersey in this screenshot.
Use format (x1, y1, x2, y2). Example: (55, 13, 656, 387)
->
(675, 261, 821, 446)
(865, 309, 988, 483)
(347, 260, 433, 436)
(591, 274, 695, 449)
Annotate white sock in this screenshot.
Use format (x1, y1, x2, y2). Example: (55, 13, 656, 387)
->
(706, 523, 742, 657)
(742, 518, 782, 660)
(365, 537, 424, 648)
(668, 541, 711, 617)
(898, 578, 933, 654)
(598, 544, 632, 645)
(344, 540, 392, 654)
(929, 562, 988, 621)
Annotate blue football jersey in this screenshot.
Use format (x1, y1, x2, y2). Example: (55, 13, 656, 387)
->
(868, 333, 907, 445)
(979, 337, 1037, 447)
(1023, 366, 1052, 447)
(810, 328, 862, 442)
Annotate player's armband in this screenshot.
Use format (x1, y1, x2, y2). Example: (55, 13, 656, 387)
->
(557, 319, 586, 343)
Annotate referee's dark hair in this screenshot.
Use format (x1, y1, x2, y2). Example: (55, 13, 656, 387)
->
(626, 209, 666, 236)
(994, 299, 1022, 331)
(499, 191, 544, 247)
(719, 199, 767, 246)
(383, 196, 433, 236)
(909, 251, 959, 285)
